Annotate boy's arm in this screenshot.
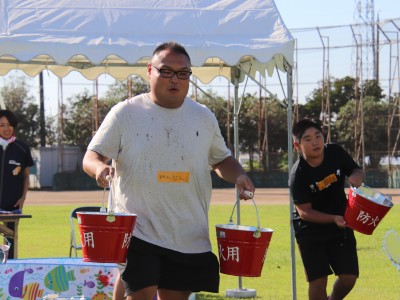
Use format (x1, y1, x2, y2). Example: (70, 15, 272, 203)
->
(348, 168, 365, 187)
(295, 202, 347, 228)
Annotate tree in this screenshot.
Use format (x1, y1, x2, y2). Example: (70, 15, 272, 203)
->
(299, 76, 355, 121)
(104, 76, 149, 102)
(196, 90, 290, 171)
(362, 79, 385, 102)
(0, 76, 42, 147)
(335, 96, 388, 167)
(63, 91, 94, 151)
(237, 93, 260, 171)
(298, 77, 387, 146)
(44, 114, 57, 146)
(330, 76, 356, 112)
(63, 77, 150, 151)
(63, 90, 116, 151)
(195, 91, 262, 170)
(259, 99, 288, 171)
(193, 89, 232, 147)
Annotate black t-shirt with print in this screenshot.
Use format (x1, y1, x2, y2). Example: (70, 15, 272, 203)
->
(0, 139, 34, 210)
(289, 143, 361, 242)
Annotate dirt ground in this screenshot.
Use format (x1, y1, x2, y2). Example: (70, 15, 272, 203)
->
(24, 187, 400, 206)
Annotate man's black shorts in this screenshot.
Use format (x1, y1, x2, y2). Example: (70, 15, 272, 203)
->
(297, 230, 359, 282)
(121, 237, 219, 294)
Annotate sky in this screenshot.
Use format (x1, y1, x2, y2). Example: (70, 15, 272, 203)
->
(275, 0, 400, 103)
(1, 0, 399, 116)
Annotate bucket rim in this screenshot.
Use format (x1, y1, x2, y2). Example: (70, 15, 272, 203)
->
(216, 224, 273, 232)
(349, 196, 394, 208)
(351, 185, 393, 207)
(76, 212, 137, 217)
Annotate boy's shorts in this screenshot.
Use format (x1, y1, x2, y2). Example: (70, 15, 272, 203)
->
(297, 231, 359, 282)
(121, 237, 219, 295)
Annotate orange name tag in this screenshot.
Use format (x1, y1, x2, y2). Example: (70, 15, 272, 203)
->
(157, 171, 190, 183)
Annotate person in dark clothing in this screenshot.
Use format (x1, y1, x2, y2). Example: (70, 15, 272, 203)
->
(0, 110, 34, 259)
(289, 119, 365, 300)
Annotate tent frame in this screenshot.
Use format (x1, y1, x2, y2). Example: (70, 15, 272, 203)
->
(0, 0, 297, 297)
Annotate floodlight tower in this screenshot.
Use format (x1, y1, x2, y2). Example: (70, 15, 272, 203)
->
(355, 0, 376, 80)
(352, 0, 375, 167)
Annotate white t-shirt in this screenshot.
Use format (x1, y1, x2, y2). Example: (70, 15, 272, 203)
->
(88, 94, 231, 253)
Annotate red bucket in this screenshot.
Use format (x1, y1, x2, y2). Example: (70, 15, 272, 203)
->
(345, 186, 393, 235)
(77, 212, 137, 263)
(215, 198, 273, 277)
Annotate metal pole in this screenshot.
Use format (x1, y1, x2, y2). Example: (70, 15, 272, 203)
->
(39, 72, 46, 147)
(227, 82, 231, 150)
(350, 25, 362, 163)
(377, 26, 393, 179)
(57, 78, 64, 173)
(286, 64, 297, 300)
(316, 28, 331, 142)
(225, 66, 257, 299)
(233, 70, 242, 290)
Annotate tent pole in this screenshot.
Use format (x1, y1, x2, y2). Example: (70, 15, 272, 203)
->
(233, 69, 242, 290)
(39, 72, 46, 147)
(57, 78, 64, 173)
(225, 67, 257, 299)
(237, 64, 287, 108)
(286, 65, 297, 300)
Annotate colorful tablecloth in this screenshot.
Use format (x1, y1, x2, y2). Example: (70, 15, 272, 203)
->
(0, 258, 118, 299)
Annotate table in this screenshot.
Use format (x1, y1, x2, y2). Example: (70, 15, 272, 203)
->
(0, 213, 32, 258)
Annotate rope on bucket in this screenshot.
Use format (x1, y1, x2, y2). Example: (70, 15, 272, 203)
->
(101, 186, 108, 213)
(104, 175, 116, 222)
(228, 193, 262, 238)
(106, 175, 115, 213)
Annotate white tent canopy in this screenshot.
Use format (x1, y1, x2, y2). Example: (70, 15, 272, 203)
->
(0, 0, 294, 83)
(0, 0, 297, 298)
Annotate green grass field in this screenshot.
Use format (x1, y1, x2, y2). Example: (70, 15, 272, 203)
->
(15, 202, 400, 299)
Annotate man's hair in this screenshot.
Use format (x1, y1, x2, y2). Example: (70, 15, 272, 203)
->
(292, 119, 322, 141)
(0, 109, 18, 128)
(152, 41, 191, 64)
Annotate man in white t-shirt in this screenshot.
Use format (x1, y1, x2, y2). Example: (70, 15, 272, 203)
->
(83, 41, 255, 300)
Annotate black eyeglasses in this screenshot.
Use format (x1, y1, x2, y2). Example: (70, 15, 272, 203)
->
(152, 65, 192, 80)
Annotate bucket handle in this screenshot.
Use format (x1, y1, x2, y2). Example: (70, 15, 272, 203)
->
(349, 183, 363, 197)
(98, 175, 116, 222)
(228, 197, 262, 238)
(106, 175, 114, 214)
(101, 186, 108, 213)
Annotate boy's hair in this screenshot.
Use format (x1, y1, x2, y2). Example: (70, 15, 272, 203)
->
(152, 41, 191, 64)
(292, 119, 322, 141)
(0, 109, 18, 128)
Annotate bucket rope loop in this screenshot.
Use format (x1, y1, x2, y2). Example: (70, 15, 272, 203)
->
(98, 175, 116, 223)
(106, 175, 115, 214)
(101, 186, 108, 213)
(350, 183, 364, 197)
(228, 197, 262, 238)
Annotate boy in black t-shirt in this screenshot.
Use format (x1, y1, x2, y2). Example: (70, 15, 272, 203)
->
(289, 119, 365, 300)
